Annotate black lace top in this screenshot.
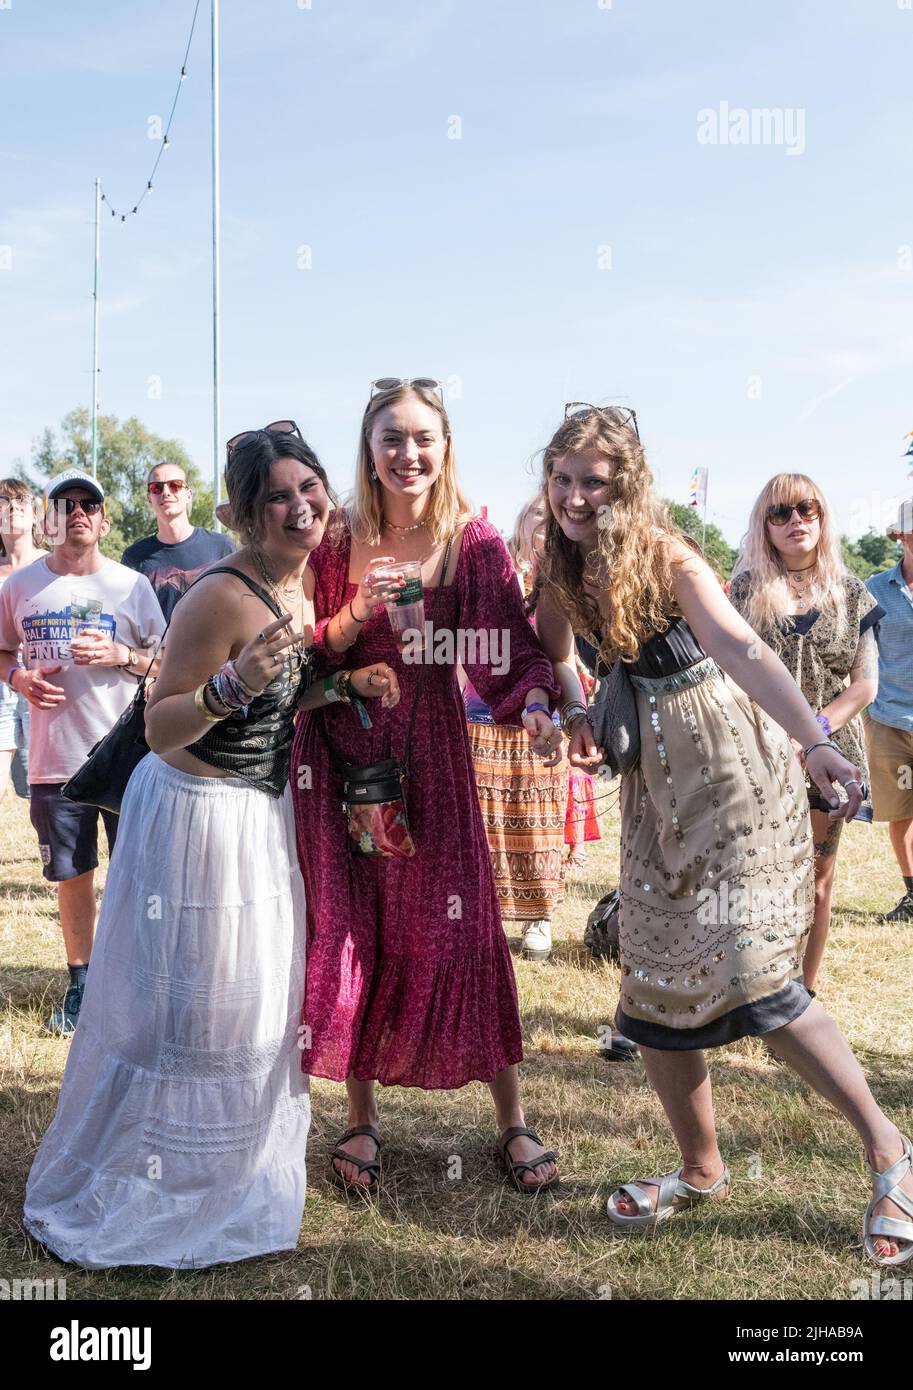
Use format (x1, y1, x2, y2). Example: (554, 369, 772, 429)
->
(576, 615, 706, 680)
(186, 567, 315, 797)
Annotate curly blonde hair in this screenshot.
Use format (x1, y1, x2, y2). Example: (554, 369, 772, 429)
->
(346, 385, 474, 547)
(535, 409, 695, 664)
(732, 473, 847, 635)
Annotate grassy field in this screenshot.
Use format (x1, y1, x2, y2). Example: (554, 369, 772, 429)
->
(1, 782, 911, 1302)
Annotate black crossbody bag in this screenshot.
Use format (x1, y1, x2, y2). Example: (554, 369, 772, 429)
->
(339, 535, 453, 859)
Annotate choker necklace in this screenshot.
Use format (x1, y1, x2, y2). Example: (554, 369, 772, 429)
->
(786, 562, 817, 575)
(383, 518, 427, 533)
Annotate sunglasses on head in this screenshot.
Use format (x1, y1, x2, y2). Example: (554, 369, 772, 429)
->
(226, 420, 302, 456)
(148, 479, 187, 496)
(54, 496, 104, 516)
(369, 377, 444, 401)
(564, 402, 640, 442)
(766, 498, 821, 526)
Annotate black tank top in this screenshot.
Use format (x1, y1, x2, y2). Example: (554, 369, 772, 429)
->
(576, 614, 706, 680)
(186, 566, 315, 797)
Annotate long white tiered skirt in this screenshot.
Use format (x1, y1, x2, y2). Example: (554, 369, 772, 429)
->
(24, 754, 310, 1270)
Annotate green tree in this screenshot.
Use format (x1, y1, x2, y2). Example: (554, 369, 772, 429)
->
(664, 499, 737, 580)
(840, 531, 901, 581)
(26, 408, 215, 560)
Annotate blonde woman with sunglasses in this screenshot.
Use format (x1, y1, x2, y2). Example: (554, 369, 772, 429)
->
(729, 476, 883, 992)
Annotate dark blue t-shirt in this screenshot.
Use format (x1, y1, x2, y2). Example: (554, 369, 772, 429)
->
(121, 527, 235, 620)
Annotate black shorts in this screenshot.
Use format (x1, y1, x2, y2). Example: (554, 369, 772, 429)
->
(28, 784, 118, 882)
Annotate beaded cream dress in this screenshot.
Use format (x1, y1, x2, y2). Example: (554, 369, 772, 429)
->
(580, 617, 815, 1049)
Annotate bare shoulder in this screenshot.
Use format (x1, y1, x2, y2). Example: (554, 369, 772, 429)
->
(165, 567, 255, 638)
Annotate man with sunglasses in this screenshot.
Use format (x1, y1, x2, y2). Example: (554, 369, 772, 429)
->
(0, 469, 165, 1034)
(121, 461, 233, 620)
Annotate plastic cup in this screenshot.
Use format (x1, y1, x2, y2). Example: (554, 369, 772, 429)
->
(376, 561, 425, 647)
(70, 592, 103, 639)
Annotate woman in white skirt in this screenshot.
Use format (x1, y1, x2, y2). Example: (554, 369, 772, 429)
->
(23, 424, 400, 1269)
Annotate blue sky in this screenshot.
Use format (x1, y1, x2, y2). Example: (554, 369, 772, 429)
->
(2, 0, 912, 544)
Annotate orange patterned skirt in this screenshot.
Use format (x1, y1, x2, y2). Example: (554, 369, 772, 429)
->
(467, 719, 567, 922)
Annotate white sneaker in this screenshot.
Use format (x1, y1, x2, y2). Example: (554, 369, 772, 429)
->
(521, 919, 552, 961)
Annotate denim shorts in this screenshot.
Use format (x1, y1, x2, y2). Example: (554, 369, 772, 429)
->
(0, 681, 28, 755)
(28, 783, 118, 882)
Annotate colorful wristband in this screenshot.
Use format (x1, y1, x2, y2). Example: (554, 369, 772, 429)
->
(522, 702, 550, 718)
(815, 712, 833, 738)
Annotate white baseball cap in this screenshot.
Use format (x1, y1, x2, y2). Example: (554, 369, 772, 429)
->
(43, 469, 106, 507)
(886, 500, 913, 538)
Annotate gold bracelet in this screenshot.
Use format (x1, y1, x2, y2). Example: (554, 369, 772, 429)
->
(194, 682, 229, 722)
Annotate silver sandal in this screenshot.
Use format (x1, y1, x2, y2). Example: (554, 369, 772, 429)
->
(863, 1135, 913, 1267)
(607, 1165, 731, 1230)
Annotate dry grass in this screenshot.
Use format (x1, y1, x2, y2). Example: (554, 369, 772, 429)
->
(1, 786, 911, 1301)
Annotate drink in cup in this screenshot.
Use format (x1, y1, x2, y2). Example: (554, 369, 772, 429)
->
(70, 592, 103, 639)
(376, 561, 425, 647)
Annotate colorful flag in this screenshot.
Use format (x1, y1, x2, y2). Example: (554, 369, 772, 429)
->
(689, 467, 708, 509)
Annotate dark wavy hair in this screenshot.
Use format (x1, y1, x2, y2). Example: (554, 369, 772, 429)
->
(224, 432, 337, 544)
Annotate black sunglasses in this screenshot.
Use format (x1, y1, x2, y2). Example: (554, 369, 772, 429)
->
(226, 420, 302, 456)
(54, 496, 104, 516)
(564, 402, 640, 442)
(766, 498, 821, 526)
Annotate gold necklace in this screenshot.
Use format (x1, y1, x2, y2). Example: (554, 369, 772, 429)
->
(251, 549, 307, 670)
(383, 517, 427, 533)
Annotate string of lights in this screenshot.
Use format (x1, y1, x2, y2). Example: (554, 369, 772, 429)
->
(99, 0, 202, 222)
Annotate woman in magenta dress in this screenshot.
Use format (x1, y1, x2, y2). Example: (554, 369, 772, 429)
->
(291, 379, 562, 1194)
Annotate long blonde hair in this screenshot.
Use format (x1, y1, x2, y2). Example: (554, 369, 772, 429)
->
(347, 385, 474, 546)
(733, 473, 847, 634)
(536, 409, 695, 664)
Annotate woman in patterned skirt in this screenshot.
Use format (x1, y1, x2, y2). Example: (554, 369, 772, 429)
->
(463, 497, 568, 961)
(534, 404, 912, 1265)
(729, 476, 882, 990)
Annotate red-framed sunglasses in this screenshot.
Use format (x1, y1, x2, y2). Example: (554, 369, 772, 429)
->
(148, 479, 188, 496)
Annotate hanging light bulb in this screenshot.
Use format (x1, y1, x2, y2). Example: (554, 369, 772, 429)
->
(163, 135, 170, 149)
(180, 66, 187, 81)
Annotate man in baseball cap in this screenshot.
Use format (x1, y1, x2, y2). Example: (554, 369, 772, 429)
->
(0, 468, 164, 1034)
(863, 499, 913, 922)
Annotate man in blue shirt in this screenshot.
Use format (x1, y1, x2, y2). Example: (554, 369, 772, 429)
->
(121, 462, 234, 620)
(864, 500, 913, 922)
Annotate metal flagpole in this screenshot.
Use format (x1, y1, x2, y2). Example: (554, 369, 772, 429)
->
(91, 176, 100, 479)
(211, 0, 222, 528)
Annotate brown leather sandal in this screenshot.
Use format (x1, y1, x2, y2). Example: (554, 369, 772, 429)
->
(328, 1124, 381, 1195)
(498, 1126, 560, 1194)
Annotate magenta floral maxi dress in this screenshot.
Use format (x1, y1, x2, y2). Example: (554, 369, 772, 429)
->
(291, 516, 560, 1090)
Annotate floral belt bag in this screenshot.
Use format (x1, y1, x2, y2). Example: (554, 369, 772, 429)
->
(337, 533, 453, 860)
(340, 758, 416, 859)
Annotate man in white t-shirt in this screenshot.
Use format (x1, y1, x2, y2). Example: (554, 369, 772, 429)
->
(0, 469, 165, 1034)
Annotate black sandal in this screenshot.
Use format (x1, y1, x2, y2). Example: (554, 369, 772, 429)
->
(328, 1124, 381, 1195)
(498, 1126, 560, 1194)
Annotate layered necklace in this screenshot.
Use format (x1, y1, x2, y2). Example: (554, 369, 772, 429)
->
(785, 560, 817, 611)
(251, 548, 309, 674)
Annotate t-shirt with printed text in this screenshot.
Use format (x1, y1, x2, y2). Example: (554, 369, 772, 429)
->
(0, 557, 166, 783)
